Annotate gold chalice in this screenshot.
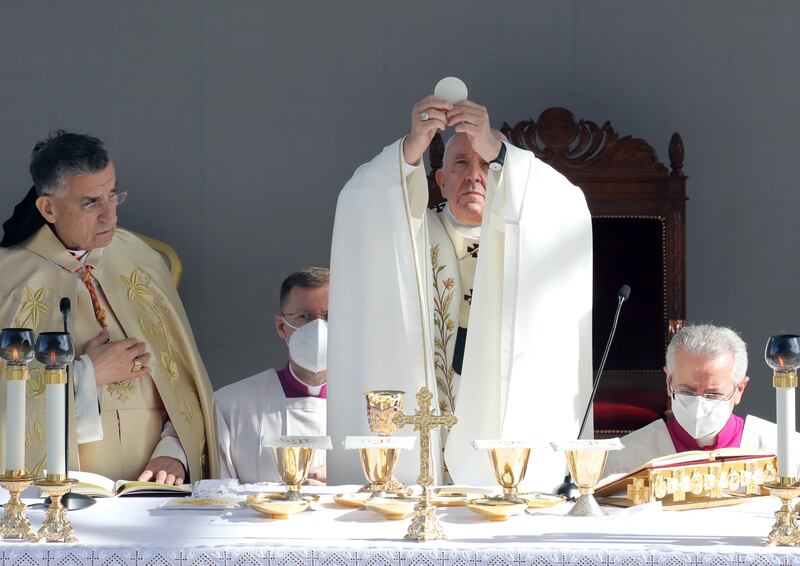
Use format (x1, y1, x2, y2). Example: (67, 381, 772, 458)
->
(272, 446, 314, 500)
(345, 435, 416, 499)
(565, 448, 610, 517)
(262, 435, 332, 501)
(487, 447, 531, 504)
(366, 390, 405, 435)
(359, 447, 401, 498)
(553, 438, 622, 517)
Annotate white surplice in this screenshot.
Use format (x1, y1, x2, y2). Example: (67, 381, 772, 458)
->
(327, 138, 593, 491)
(604, 415, 800, 478)
(215, 369, 326, 484)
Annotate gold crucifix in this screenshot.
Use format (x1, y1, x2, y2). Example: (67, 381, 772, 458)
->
(392, 386, 457, 541)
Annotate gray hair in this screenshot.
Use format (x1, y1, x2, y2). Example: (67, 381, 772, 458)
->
(665, 324, 748, 385)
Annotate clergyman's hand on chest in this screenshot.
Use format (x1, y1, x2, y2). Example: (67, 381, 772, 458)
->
(85, 329, 152, 386)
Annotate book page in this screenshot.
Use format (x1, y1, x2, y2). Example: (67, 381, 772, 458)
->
(116, 481, 192, 497)
(69, 470, 117, 497)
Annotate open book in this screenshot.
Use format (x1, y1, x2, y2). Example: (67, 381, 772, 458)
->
(69, 471, 192, 497)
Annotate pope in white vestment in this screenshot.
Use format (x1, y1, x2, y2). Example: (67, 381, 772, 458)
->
(216, 267, 328, 484)
(605, 324, 800, 477)
(327, 96, 593, 490)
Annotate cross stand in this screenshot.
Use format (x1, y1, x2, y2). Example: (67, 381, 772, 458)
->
(392, 387, 457, 541)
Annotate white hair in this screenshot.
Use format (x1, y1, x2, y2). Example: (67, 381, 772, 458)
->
(665, 324, 748, 385)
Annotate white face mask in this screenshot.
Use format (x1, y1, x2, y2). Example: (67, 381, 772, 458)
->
(671, 393, 733, 439)
(284, 318, 327, 374)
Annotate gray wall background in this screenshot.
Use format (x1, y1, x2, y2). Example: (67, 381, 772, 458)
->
(0, 1, 797, 422)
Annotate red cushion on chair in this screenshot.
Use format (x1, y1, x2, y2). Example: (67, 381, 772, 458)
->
(593, 401, 659, 431)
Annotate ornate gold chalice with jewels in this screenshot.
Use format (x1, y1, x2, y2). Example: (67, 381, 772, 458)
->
(552, 438, 623, 517)
(364, 390, 411, 494)
(261, 436, 332, 501)
(366, 390, 406, 436)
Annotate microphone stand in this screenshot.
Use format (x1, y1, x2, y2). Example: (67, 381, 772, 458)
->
(556, 285, 630, 500)
(50, 298, 96, 510)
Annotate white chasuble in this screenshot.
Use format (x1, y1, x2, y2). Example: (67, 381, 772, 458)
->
(215, 369, 326, 484)
(327, 138, 593, 491)
(603, 415, 800, 478)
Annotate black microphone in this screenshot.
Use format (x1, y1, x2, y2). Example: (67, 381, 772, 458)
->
(60, 297, 70, 333)
(53, 296, 96, 510)
(556, 285, 631, 500)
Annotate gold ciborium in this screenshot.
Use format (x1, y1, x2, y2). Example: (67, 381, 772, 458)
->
(262, 436, 332, 501)
(345, 436, 416, 498)
(366, 390, 405, 436)
(553, 438, 623, 517)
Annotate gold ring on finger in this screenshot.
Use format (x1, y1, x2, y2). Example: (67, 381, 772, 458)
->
(132, 359, 143, 373)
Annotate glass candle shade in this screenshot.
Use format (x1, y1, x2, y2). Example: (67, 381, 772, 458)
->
(0, 328, 35, 366)
(765, 335, 800, 371)
(34, 332, 74, 369)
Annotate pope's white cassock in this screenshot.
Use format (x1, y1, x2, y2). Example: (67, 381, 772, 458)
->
(216, 365, 326, 483)
(604, 415, 800, 478)
(327, 137, 593, 491)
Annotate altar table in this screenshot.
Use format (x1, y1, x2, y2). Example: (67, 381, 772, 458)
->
(0, 489, 797, 566)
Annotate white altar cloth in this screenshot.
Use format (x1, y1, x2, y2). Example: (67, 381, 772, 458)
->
(0, 488, 797, 566)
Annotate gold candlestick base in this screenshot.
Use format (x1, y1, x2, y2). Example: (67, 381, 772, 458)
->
(0, 473, 38, 541)
(36, 478, 78, 543)
(405, 488, 446, 541)
(764, 481, 800, 546)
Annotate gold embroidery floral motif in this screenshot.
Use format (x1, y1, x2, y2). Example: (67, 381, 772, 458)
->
(121, 269, 199, 432)
(106, 381, 137, 403)
(431, 244, 457, 413)
(14, 286, 50, 328)
(33, 421, 44, 441)
(26, 368, 45, 398)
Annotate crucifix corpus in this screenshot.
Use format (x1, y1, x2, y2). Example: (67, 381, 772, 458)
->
(392, 386, 457, 541)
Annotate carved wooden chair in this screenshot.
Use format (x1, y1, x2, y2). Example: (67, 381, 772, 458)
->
(428, 107, 687, 437)
(129, 231, 183, 288)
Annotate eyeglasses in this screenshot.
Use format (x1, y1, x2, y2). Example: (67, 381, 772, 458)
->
(79, 188, 128, 213)
(668, 378, 737, 402)
(282, 311, 328, 327)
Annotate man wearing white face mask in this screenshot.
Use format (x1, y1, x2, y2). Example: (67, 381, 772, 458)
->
(605, 324, 800, 477)
(215, 267, 329, 483)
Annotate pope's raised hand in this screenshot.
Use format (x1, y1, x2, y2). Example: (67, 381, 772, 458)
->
(403, 96, 452, 166)
(447, 100, 502, 163)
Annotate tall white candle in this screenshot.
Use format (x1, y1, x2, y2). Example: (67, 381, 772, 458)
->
(776, 387, 795, 479)
(45, 381, 66, 477)
(5, 379, 26, 472)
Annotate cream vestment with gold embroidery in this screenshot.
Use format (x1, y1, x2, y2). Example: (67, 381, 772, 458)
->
(0, 226, 219, 480)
